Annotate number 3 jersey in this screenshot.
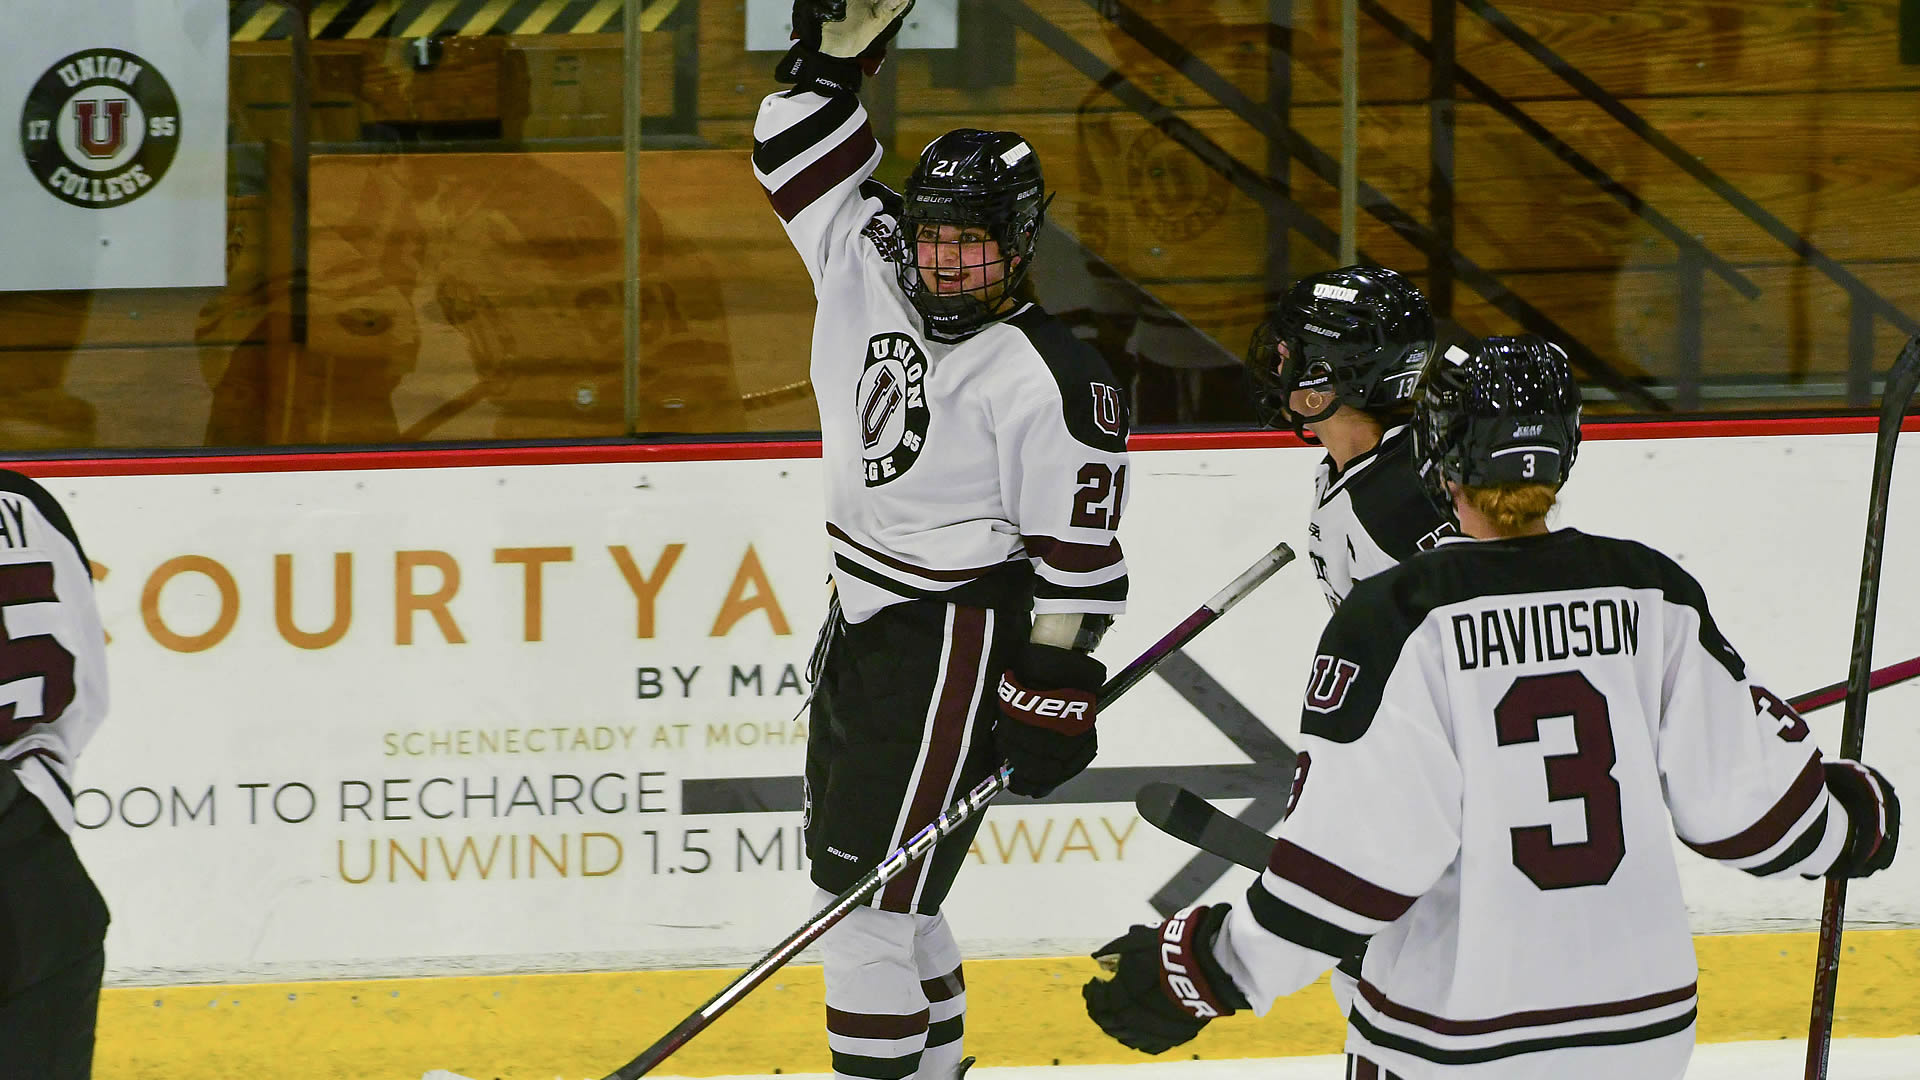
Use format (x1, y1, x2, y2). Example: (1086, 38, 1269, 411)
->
(0, 471, 108, 835)
(1214, 529, 1850, 1079)
(753, 89, 1130, 625)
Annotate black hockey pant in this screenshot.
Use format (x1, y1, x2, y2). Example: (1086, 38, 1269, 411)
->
(0, 794, 110, 1080)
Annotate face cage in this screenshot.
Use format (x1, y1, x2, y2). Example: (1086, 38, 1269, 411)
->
(1412, 404, 1463, 524)
(896, 211, 1038, 343)
(1244, 322, 1291, 430)
(1245, 323, 1340, 440)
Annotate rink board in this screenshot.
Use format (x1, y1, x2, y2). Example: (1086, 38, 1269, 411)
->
(9, 421, 1919, 1073)
(94, 929, 1920, 1078)
(31, 422, 1920, 987)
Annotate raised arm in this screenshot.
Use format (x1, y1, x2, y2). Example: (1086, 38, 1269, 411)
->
(750, 0, 913, 286)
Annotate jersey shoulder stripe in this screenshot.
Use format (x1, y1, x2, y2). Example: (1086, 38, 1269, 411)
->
(1338, 429, 1451, 560)
(0, 469, 88, 568)
(752, 91, 861, 176)
(767, 124, 880, 222)
(1004, 305, 1128, 453)
(1309, 530, 1737, 743)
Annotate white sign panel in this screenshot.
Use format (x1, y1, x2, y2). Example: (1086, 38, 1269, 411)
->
(745, 0, 958, 51)
(0, 0, 226, 290)
(40, 432, 1920, 986)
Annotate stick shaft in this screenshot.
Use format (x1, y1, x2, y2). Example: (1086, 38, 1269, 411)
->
(1788, 655, 1920, 714)
(608, 543, 1294, 1079)
(1806, 336, 1920, 1079)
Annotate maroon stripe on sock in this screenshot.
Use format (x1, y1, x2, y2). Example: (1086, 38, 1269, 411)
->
(826, 1006, 930, 1040)
(922, 965, 966, 1002)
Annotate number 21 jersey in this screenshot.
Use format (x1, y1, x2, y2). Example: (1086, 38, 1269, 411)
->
(753, 88, 1130, 624)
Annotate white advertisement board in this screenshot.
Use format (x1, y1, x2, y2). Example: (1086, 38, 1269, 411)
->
(42, 432, 1920, 985)
(0, 0, 227, 290)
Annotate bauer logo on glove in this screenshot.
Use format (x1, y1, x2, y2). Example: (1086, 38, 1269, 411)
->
(997, 674, 1094, 728)
(1083, 903, 1248, 1055)
(1158, 907, 1227, 1019)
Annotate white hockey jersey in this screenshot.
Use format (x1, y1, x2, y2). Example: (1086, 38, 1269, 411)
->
(1215, 529, 1849, 1079)
(753, 89, 1130, 625)
(1308, 424, 1452, 612)
(0, 471, 108, 834)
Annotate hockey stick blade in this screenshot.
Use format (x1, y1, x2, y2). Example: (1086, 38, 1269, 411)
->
(1136, 781, 1271, 871)
(1808, 333, 1920, 1080)
(602, 543, 1294, 1079)
(1136, 783, 1272, 872)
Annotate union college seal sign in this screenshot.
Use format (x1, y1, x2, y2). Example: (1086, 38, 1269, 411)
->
(20, 49, 181, 208)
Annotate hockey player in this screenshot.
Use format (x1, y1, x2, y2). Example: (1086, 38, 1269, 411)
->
(1083, 336, 1899, 1078)
(1248, 266, 1452, 1021)
(754, 3, 1130, 1078)
(1245, 265, 1451, 612)
(0, 471, 111, 1078)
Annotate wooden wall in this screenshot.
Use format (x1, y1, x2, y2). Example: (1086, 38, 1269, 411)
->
(2, 2, 1916, 450)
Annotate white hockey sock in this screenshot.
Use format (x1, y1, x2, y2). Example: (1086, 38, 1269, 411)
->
(912, 909, 966, 1080)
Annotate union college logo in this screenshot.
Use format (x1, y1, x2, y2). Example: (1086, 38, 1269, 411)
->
(855, 332, 931, 486)
(20, 49, 182, 209)
(1090, 382, 1123, 437)
(1303, 654, 1360, 714)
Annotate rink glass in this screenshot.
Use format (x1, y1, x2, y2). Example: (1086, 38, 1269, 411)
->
(1, 0, 1914, 452)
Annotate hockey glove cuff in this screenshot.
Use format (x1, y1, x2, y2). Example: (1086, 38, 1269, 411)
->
(774, 0, 915, 93)
(1824, 759, 1900, 878)
(995, 642, 1102, 798)
(1083, 903, 1248, 1054)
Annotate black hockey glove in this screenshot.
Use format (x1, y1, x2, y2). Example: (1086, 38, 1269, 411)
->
(1083, 903, 1249, 1054)
(994, 642, 1102, 798)
(774, 0, 916, 96)
(1824, 759, 1900, 878)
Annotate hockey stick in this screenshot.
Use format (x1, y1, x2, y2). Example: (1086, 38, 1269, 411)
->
(1136, 781, 1271, 872)
(603, 542, 1296, 1079)
(1806, 334, 1920, 1080)
(1786, 654, 1920, 715)
(1132, 646, 1920, 878)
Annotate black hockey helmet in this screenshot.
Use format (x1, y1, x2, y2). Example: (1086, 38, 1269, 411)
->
(1411, 333, 1583, 519)
(1244, 265, 1434, 438)
(897, 128, 1052, 343)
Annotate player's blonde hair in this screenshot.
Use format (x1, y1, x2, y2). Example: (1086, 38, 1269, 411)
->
(1461, 483, 1559, 532)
